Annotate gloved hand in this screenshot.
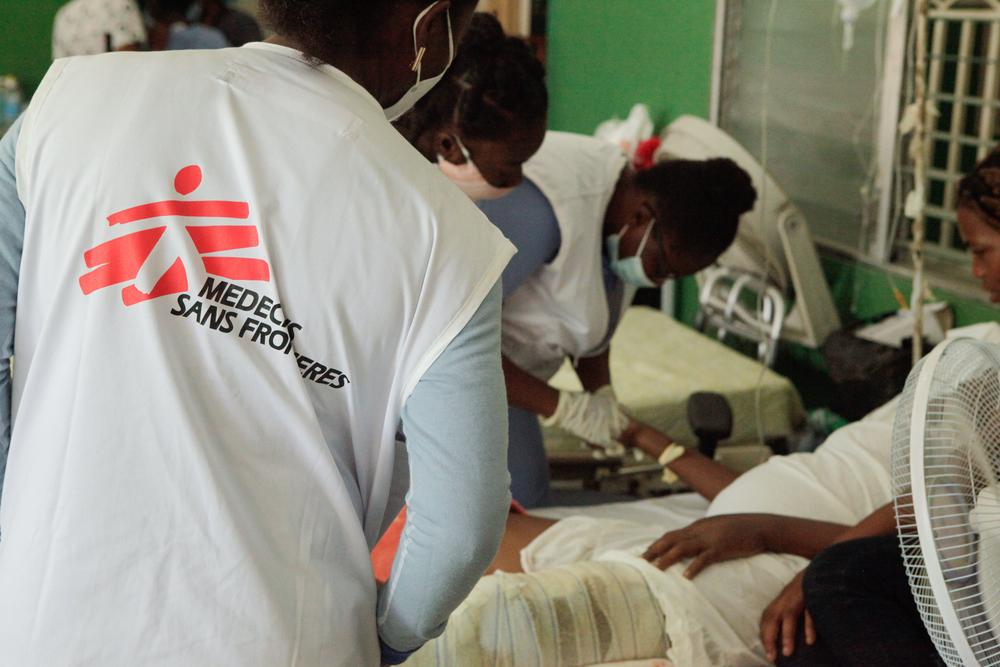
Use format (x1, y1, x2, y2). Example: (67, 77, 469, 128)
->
(541, 385, 630, 450)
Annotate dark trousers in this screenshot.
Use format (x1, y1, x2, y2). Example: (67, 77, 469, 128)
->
(776, 535, 944, 667)
(507, 406, 551, 509)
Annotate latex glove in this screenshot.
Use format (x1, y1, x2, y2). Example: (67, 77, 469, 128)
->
(541, 386, 630, 449)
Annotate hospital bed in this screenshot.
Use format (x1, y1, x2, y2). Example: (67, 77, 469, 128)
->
(405, 389, 904, 667)
(543, 305, 806, 488)
(401, 325, 1000, 667)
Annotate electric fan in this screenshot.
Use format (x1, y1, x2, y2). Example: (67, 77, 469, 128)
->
(892, 337, 1000, 666)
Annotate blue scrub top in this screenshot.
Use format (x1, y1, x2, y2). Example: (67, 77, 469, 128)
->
(478, 178, 561, 298)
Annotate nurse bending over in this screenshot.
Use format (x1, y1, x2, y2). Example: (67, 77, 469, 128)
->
(481, 137, 759, 506)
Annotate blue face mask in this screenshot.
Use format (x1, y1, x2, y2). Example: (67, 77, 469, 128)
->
(607, 221, 657, 288)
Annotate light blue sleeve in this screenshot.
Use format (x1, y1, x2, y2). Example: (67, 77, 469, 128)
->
(376, 281, 510, 663)
(0, 116, 24, 516)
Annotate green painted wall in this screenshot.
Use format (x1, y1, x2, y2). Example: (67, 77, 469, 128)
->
(546, 0, 715, 135)
(1, 1, 64, 96)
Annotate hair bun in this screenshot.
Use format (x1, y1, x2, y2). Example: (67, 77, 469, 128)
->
(705, 158, 756, 217)
(459, 13, 506, 59)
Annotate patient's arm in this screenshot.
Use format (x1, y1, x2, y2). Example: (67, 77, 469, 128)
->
(622, 420, 739, 501)
(644, 504, 896, 579)
(577, 350, 739, 501)
(759, 502, 896, 660)
(643, 514, 849, 577)
(829, 502, 896, 541)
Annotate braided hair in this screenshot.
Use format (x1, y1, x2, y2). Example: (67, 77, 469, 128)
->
(958, 149, 1000, 231)
(395, 12, 548, 144)
(635, 158, 757, 262)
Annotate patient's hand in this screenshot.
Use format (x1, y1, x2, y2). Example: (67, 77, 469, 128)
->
(615, 418, 641, 445)
(760, 570, 813, 662)
(618, 419, 669, 456)
(641, 514, 773, 577)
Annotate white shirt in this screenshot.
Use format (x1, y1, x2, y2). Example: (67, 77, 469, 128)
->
(52, 0, 147, 58)
(4, 44, 512, 666)
(502, 131, 631, 380)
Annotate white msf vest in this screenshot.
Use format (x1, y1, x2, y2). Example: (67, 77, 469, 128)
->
(502, 131, 629, 380)
(2, 45, 512, 667)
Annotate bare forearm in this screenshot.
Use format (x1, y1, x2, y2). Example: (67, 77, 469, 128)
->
(762, 503, 895, 559)
(626, 423, 738, 500)
(575, 349, 611, 392)
(831, 503, 896, 544)
(761, 517, 851, 558)
(669, 450, 740, 500)
(502, 355, 559, 417)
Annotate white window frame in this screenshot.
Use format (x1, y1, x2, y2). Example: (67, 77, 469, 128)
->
(890, 1, 1000, 266)
(711, 0, 999, 298)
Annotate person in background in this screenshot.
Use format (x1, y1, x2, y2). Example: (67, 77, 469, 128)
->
(147, 0, 229, 50)
(0, 1, 512, 666)
(196, 0, 263, 47)
(52, 0, 148, 58)
(395, 12, 549, 200)
(764, 148, 1000, 667)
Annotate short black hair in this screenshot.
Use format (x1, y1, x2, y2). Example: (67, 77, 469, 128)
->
(635, 158, 756, 262)
(958, 147, 1000, 230)
(260, 0, 479, 64)
(395, 12, 548, 143)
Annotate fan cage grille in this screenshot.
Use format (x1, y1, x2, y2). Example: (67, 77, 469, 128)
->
(893, 339, 1000, 667)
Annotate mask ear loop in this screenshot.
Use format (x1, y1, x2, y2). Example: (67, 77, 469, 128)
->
(634, 218, 655, 257)
(411, 47, 426, 73)
(454, 136, 473, 163)
(410, 2, 452, 76)
(409, 1, 440, 75)
(445, 75, 474, 164)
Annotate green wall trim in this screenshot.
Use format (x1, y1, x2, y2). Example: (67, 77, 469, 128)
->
(821, 253, 999, 328)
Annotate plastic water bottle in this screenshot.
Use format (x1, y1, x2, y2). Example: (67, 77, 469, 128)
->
(1, 76, 24, 134)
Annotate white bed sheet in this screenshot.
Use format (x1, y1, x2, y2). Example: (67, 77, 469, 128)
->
(532, 493, 710, 526)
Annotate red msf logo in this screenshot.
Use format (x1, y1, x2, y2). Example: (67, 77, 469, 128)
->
(79, 165, 271, 306)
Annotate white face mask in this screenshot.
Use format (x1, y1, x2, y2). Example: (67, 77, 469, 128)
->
(438, 136, 516, 201)
(606, 221, 658, 288)
(383, 2, 455, 122)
